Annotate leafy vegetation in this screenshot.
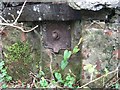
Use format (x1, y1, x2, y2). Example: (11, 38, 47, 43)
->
(54, 72, 75, 88)
(40, 77, 48, 87)
(61, 44, 80, 70)
(0, 60, 12, 88)
(0, 20, 119, 89)
(5, 41, 32, 64)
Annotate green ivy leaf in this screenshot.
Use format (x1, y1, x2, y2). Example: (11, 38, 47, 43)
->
(61, 60, 68, 70)
(0, 77, 4, 82)
(2, 83, 7, 89)
(54, 72, 63, 83)
(0, 65, 3, 70)
(73, 46, 80, 54)
(5, 75, 12, 81)
(64, 50, 72, 61)
(55, 72, 62, 80)
(37, 71, 45, 78)
(64, 74, 75, 88)
(0, 61, 4, 70)
(40, 77, 48, 87)
(66, 74, 75, 81)
(115, 83, 120, 89)
(64, 82, 73, 88)
(66, 74, 71, 81)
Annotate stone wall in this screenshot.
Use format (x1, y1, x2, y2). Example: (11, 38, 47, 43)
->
(0, 2, 119, 87)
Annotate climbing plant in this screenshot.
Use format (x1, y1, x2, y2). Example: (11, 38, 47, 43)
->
(61, 38, 82, 70)
(0, 60, 12, 88)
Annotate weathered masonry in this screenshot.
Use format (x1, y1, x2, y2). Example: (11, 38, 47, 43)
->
(1, 2, 120, 81)
(3, 3, 81, 53)
(2, 2, 83, 81)
(2, 2, 119, 52)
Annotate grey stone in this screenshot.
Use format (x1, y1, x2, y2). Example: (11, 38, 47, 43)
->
(68, 0, 120, 11)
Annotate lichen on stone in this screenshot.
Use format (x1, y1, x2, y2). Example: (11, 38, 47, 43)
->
(68, 0, 119, 11)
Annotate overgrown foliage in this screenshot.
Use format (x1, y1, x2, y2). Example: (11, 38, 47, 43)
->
(61, 38, 82, 70)
(5, 41, 32, 64)
(54, 72, 75, 88)
(0, 60, 12, 88)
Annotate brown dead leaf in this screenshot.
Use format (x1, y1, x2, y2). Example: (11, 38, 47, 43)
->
(96, 74, 101, 78)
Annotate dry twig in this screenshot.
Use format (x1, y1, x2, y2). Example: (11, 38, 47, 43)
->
(0, 22, 38, 32)
(80, 68, 119, 88)
(13, 0, 27, 24)
(0, 16, 8, 23)
(0, 0, 38, 33)
(45, 49, 54, 80)
(107, 78, 120, 88)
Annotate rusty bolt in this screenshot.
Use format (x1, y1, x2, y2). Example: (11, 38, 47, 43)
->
(52, 30, 60, 40)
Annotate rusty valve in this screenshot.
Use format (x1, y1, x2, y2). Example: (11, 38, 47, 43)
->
(52, 30, 60, 40)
